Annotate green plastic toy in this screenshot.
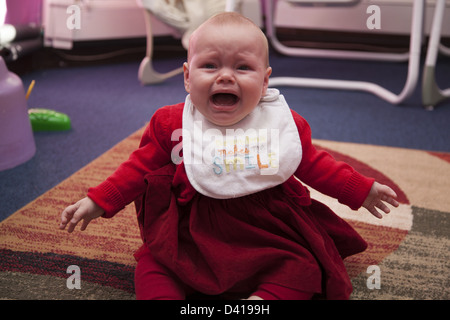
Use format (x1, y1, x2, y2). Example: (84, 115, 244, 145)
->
(25, 80, 71, 131)
(28, 108, 71, 131)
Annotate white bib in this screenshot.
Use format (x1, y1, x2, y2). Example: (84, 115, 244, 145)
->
(182, 88, 302, 199)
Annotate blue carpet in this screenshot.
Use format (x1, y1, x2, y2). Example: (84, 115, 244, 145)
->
(1, 49, 449, 222)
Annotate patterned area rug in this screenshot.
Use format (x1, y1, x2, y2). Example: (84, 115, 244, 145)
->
(1, 126, 449, 300)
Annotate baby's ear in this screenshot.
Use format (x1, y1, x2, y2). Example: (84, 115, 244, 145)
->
(183, 62, 190, 93)
(262, 67, 272, 96)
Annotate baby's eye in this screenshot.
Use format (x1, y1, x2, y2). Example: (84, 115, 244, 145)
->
(203, 63, 216, 69)
(237, 65, 251, 71)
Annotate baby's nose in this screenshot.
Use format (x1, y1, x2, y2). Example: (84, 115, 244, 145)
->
(216, 68, 235, 84)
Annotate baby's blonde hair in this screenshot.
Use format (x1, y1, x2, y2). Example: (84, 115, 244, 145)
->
(187, 12, 270, 67)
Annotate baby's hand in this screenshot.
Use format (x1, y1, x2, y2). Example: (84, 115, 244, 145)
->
(59, 197, 104, 233)
(362, 182, 399, 219)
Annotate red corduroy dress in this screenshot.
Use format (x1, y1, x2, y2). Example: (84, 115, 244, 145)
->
(88, 103, 373, 299)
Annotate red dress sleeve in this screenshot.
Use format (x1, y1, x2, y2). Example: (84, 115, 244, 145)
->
(87, 104, 183, 218)
(292, 110, 374, 210)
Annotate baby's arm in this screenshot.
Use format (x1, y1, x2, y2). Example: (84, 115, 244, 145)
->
(59, 197, 104, 233)
(58, 105, 178, 231)
(292, 111, 398, 215)
(362, 182, 399, 219)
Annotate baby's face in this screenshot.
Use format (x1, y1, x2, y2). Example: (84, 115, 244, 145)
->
(184, 23, 272, 126)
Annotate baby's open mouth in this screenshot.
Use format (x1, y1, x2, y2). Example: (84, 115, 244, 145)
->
(212, 93, 239, 106)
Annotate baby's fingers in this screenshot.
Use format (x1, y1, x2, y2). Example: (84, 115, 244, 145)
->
(66, 211, 85, 233)
(384, 194, 399, 208)
(59, 203, 78, 230)
(367, 201, 388, 219)
(380, 187, 399, 208)
(60, 200, 84, 233)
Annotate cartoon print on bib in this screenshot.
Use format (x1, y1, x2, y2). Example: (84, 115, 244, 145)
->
(211, 127, 279, 176)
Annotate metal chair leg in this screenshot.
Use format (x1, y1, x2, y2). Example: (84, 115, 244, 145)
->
(421, 0, 450, 110)
(266, 0, 425, 105)
(138, 9, 183, 85)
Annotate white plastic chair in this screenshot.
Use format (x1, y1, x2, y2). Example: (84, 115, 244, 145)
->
(137, 1, 184, 85)
(265, 0, 425, 105)
(421, 0, 450, 110)
(138, 0, 448, 110)
(137, 0, 237, 85)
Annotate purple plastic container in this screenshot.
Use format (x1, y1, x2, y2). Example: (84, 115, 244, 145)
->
(0, 56, 36, 171)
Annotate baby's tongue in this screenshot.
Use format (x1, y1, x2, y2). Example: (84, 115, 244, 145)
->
(213, 93, 238, 106)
